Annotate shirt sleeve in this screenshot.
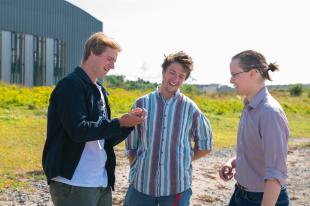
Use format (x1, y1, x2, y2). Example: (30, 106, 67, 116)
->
(125, 102, 140, 157)
(192, 110, 213, 151)
(260, 110, 289, 185)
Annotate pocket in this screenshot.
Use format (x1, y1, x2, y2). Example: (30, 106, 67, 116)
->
(234, 187, 241, 202)
(50, 181, 73, 198)
(276, 189, 290, 206)
(124, 186, 138, 206)
(179, 188, 192, 206)
(244, 192, 263, 205)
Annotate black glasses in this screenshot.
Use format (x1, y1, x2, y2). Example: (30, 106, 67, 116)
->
(230, 71, 249, 78)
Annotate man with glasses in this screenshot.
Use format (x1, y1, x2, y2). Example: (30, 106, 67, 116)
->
(219, 50, 290, 206)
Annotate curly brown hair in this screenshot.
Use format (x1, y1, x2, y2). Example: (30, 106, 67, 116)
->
(161, 51, 193, 80)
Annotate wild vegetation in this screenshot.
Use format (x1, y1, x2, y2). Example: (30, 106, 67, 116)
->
(289, 84, 304, 97)
(0, 81, 309, 191)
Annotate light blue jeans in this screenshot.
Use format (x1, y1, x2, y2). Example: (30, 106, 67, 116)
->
(123, 185, 192, 206)
(229, 183, 290, 206)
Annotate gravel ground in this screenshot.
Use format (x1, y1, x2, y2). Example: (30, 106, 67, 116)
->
(0, 144, 309, 206)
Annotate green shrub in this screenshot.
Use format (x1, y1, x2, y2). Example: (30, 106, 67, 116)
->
(289, 84, 303, 96)
(103, 75, 157, 91)
(181, 84, 199, 94)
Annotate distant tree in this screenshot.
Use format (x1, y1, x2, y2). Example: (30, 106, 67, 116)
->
(181, 84, 199, 94)
(289, 84, 303, 96)
(102, 75, 157, 90)
(126, 78, 157, 90)
(103, 75, 125, 87)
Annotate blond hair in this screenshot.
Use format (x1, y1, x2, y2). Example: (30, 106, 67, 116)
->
(82, 32, 121, 63)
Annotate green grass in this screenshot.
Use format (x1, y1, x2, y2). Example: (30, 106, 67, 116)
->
(0, 108, 46, 191)
(286, 113, 310, 137)
(0, 83, 309, 191)
(208, 113, 240, 148)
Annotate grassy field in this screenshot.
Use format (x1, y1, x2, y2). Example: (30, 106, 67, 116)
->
(0, 83, 309, 191)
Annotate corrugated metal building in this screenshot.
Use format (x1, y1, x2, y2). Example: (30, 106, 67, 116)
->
(0, 0, 102, 86)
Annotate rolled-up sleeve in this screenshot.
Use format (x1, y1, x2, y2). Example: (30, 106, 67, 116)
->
(260, 111, 289, 185)
(125, 126, 139, 157)
(192, 111, 213, 151)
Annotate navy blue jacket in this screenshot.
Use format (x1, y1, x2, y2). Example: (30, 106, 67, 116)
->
(42, 67, 132, 190)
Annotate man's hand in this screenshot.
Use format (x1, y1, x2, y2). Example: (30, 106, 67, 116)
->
(119, 113, 144, 127)
(119, 108, 146, 127)
(129, 108, 147, 119)
(128, 155, 136, 165)
(219, 157, 236, 181)
(192, 150, 210, 161)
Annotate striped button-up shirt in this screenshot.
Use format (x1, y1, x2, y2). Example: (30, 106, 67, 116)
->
(125, 88, 212, 197)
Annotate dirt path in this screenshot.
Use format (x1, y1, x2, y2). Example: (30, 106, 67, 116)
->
(0, 143, 309, 206)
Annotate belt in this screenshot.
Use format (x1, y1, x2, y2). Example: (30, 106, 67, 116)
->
(236, 182, 249, 191)
(236, 182, 287, 192)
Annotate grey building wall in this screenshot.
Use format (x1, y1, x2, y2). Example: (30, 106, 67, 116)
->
(1, 31, 11, 82)
(46, 38, 54, 85)
(24, 34, 34, 86)
(0, 0, 102, 82)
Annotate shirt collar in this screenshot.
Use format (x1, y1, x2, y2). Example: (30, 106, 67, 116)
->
(243, 87, 268, 109)
(156, 86, 181, 101)
(74, 66, 94, 85)
(74, 66, 108, 95)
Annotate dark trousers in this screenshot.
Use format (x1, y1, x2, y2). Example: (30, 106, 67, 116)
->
(229, 183, 290, 206)
(49, 181, 112, 206)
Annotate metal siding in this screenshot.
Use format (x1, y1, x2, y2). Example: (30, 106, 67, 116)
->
(0, 0, 103, 83)
(1, 31, 11, 83)
(24, 34, 34, 86)
(46, 38, 54, 85)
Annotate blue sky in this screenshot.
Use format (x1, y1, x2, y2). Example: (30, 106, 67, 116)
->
(67, 0, 310, 85)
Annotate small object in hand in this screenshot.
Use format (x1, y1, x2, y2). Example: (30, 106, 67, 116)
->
(131, 108, 142, 114)
(222, 167, 231, 180)
(223, 172, 228, 180)
(141, 108, 147, 120)
(130, 108, 147, 120)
